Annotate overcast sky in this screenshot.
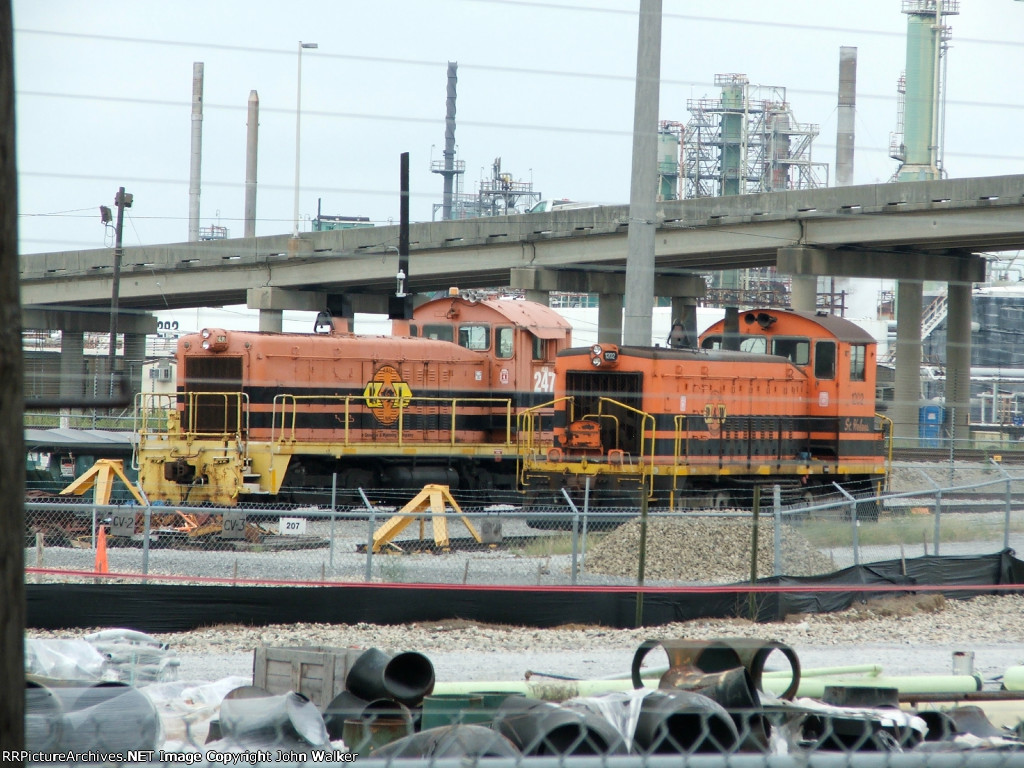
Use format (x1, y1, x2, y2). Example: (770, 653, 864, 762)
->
(12, 0, 1024, 258)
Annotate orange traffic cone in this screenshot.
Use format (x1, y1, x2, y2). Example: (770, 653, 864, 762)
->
(95, 525, 109, 574)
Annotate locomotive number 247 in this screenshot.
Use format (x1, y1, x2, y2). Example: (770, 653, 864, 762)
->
(533, 368, 555, 392)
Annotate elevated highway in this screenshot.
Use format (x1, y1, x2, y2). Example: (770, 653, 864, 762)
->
(20, 175, 1023, 310)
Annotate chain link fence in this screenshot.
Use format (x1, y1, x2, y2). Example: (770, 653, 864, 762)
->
(23, 463, 1024, 587)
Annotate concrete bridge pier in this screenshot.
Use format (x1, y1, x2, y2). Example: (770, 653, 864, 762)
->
(511, 267, 705, 347)
(777, 245, 986, 445)
(124, 333, 148, 397)
(598, 293, 624, 344)
(790, 275, 817, 312)
(22, 307, 157, 407)
(59, 330, 84, 405)
(893, 280, 924, 443)
(669, 296, 698, 348)
(945, 280, 973, 445)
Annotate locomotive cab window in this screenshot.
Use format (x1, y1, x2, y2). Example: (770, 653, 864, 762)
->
(422, 324, 454, 342)
(700, 335, 766, 353)
(814, 340, 836, 379)
(739, 336, 767, 354)
(532, 334, 547, 360)
(496, 327, 514, 359)
(771, 337, 810, 366)
(850, 343, 867, 382)
(458, 324, 490, 351)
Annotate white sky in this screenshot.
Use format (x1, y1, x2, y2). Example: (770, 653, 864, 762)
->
(12, 0, 1024, 258)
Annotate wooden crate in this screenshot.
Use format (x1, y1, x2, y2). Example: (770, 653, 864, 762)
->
(252, 645, 363, 711)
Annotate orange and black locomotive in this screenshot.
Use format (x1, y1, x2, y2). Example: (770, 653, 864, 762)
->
(518, 308, 889, 507)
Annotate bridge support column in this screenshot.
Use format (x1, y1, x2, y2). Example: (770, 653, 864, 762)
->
(790, 275, 817, 312)
(124, 333, 147, 399)
(670, 296, 698, 347)
(525, 289, 550, 306)
(598, 293, 623, 344)
(259, 309, 284, 333)
(893, 280, 923, 444)
(946, 281, 973, 447)
(58, 331, 84, 426)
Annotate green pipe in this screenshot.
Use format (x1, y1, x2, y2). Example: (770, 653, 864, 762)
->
(432, 679, 643, 701)
(1004, 665, 1024, 691)
(764, 674, 982, 700)
(615, 663, 883, 682)
(763, 665, 883, 679)
(436, 671, 980, 703)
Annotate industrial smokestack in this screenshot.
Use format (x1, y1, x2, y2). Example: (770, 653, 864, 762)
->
(244, 90, 259, 238)
(442, 62, 457, 221)
(188, 62, 204, 242)
(836, 47, 857, 187)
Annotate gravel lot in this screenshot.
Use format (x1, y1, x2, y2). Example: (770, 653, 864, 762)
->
(26, 594, 1024, 686)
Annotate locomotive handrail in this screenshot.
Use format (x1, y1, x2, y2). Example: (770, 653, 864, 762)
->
(180, 391, 250, 443)
(269, 393, 516, 447)
(133, 392, 177, 437)
(133, 392, 179, 472)
(516, 396, 571, 457)
(595, 397, 657, 495)
(876, 411, 894, 490)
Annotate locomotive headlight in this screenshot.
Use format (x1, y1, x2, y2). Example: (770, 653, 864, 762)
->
(591, 355, 603, 367)
(591, 344, 602, 357)
(199, 328, 229, 352)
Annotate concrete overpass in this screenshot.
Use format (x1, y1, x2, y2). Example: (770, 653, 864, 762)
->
(21, 174, 1024, 440)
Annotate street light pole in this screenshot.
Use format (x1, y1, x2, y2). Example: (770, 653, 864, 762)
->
(292, 41, 318, 238)
(107, 187, 132, 397)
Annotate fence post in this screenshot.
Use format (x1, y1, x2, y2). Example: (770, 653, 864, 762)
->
(833, 483, 859, 566)
(329, 473, 337, 571)
(749, 486, 761, 620)
(359, 488, 375, 582)
(560, 488, 580, 586)
(141, 504, 152, 580)
(580, 476, 591, 576)
(989, 458, 1013, 550)
(773, 485, 782, 577)
(917, 467, 943, 556)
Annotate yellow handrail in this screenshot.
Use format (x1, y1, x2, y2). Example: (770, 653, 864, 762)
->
(876, 411, 894, 491)
(269, 393, 516, 446)
(596, 397, 657, 495)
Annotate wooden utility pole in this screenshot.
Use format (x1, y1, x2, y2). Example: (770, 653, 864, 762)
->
(0, 0, 26, 752)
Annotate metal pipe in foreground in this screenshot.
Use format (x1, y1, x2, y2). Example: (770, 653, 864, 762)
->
(434, 673, 983, 701)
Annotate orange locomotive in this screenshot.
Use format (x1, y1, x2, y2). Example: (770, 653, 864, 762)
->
(518, 308, 890, 507)
(135, 291, 572, 506)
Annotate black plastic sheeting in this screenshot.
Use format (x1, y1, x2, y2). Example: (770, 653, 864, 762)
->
(26, 550, 1024, 633)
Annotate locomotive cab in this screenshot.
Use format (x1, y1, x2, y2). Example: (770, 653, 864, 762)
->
(700, 309, 878, 460)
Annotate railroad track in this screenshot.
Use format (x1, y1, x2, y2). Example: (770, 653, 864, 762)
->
(891, 447, 1024, 465)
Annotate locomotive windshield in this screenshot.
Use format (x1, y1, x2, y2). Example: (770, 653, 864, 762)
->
(771, 337, 810, 365)
(422, 324, 454, 342)
(458, 324, 490, 351)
